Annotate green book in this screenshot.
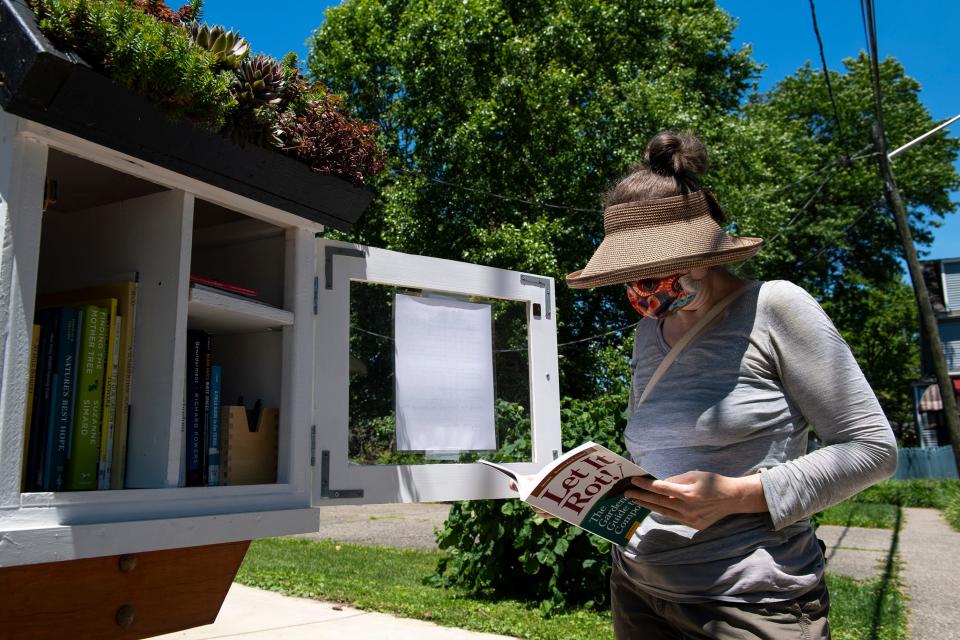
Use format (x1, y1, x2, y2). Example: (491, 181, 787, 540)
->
(66, 305, 108, 491)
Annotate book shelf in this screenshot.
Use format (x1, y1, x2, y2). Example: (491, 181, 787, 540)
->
(0, 114, 321, 562)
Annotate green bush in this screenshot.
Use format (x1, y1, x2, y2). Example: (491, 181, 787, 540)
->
(432, 391, 628, 613)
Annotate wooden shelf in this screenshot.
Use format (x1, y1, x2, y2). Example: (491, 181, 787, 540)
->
(187, 287, 293, 334)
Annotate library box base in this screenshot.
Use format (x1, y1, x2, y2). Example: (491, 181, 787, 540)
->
(0, 540, 249, 639)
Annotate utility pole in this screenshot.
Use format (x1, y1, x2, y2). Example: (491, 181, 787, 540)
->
(864, 0, 960, 467)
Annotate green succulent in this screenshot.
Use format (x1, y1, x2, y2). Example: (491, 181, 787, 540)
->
(190, 23, 249, 69)
(235, 54, 284, 106)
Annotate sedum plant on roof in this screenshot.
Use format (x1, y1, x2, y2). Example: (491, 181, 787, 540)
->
(28, 0, 385, 185)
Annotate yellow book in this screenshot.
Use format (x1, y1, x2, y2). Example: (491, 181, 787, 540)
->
(22, 325, 41, 491)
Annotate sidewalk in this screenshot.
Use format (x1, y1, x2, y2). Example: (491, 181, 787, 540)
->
(899, 507, 960, 640)
(149, 583, 515, 640)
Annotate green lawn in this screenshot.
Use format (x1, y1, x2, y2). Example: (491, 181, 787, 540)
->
(236, 537, 906, 639)
(816, 502, 900, 529)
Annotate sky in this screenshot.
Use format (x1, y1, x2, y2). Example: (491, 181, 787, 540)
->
(201, 0, 959, 262)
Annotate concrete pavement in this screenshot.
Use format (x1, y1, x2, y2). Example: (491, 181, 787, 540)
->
(899, 507, 960, 640)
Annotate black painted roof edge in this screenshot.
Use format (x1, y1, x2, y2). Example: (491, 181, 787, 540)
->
(0, 0, 372, 231)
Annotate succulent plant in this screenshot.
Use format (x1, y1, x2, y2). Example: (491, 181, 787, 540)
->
(235, 54, 284, 106)
(190, 23, 249, 70)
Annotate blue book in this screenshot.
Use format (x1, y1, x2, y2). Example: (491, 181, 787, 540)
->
(207, 365, 222, 486)
(185, 330, 204, 486)
(44, 307, 81, 491)
(26, 309, 59, 491)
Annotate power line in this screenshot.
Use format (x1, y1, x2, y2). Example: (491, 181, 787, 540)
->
(392, 167, 604, 214)
(354, 320, 641, 353)
(809, 0, 852, 160)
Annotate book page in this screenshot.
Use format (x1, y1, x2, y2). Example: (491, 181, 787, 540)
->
(394, 294, 497, 452)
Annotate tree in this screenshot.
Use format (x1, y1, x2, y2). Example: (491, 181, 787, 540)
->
(309, 0, 759, 400)
(723, 55, 958, 428)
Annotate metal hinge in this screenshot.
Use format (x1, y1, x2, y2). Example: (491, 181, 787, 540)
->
(313, 277, 319, 314)
(520, 274, 552, 319)
(310, 425, 316, 466)
(324, 246, 365, 289)
(319, 450, 364, 499)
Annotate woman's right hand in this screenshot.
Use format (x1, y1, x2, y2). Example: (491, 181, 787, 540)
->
(508, 476, 557, 520)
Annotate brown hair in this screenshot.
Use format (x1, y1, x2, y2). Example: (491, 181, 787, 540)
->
(605, 131, 708, 207)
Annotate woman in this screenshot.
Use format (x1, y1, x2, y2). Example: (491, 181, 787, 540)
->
(564, 132, 898, 639)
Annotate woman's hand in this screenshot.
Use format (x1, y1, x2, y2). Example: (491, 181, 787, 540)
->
(624, 471, 768, 530)
(508, 476, 556, 520)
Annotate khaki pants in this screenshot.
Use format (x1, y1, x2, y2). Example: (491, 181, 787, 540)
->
(610, 564, 831, 639)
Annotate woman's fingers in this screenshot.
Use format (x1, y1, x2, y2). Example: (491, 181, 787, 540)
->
(630, 475, 694, 499)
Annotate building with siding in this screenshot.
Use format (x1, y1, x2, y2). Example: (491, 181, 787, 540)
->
(914, 258, 960, 446)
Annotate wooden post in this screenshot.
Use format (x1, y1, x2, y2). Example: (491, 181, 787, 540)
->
(864, 0, 960, 467)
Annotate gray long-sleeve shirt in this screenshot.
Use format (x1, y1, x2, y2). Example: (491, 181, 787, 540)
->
(614, 280, 898, 603)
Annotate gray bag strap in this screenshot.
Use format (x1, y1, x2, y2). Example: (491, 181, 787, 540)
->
(637, 284, 751, 406)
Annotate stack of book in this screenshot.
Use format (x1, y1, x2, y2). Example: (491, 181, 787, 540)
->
(185, 329, 222, 487)
(23, 280, 138, 492)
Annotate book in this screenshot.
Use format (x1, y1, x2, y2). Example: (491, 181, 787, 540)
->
(201, 332, 212, 486)
(185, 330, 205, 486)
(480, 442, 654, 546)
(66, 305, 109, 491)
(38, 278, 139, 489)
(22, 325, 41, 491)
(44, 307, 81, 492)
(98, 314, 122, 490)
(189, 275, 257, 298)
(26, 310, 60, 491)
(207, 365, 222, 486)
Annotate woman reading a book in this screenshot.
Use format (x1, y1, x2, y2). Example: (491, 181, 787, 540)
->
(563, 131, 897, 639)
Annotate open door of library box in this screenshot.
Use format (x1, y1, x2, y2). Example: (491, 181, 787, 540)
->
(313, 238, 562, 504)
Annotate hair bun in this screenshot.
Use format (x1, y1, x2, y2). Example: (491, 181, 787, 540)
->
(644, 131, 708, 181)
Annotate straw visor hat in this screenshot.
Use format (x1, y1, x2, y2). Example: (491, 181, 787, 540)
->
(566, 190, 763, 289)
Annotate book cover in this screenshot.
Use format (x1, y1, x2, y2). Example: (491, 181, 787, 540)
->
(21, 325, 41, 491)
(38, 278, 139, 490)
(481, 442, 653, 546)
(26, 310, 60, 492)
(66, 305, 109, 491)
(98, 314, 122, 490)
(185, 330, 205, 486)
(44, 307, 81, 492)
(207, 365, 222, 486)
(189, 274, 257, 298)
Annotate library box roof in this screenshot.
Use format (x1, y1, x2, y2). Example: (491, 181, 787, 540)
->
(0, 0, 372, 231)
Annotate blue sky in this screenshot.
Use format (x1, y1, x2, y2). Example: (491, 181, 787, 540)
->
(201, 0, 959, 261)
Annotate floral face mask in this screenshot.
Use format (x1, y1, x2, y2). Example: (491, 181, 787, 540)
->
(626, 274, 697, 319)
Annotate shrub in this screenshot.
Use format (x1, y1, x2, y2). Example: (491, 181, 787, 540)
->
(31, 0, 235, 129)
(432, 390, 629, 613)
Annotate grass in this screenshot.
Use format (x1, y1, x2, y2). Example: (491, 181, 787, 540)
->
(237, 538, 612, 640)
(236, 537, 907, 640)
(827, 571, 907, 640)
(816, 501, 900, 529)
(849, 479, 960, 510)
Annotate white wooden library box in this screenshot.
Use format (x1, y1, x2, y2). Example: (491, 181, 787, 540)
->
(0, 110, 562, 570)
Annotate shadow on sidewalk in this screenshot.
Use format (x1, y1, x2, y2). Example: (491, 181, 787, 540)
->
(869, 507, 901, 640)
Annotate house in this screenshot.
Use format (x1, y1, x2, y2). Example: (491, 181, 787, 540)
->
(913, 258, 960, 447)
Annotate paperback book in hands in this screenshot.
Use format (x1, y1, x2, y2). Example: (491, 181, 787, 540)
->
(480, 442, 654, 546)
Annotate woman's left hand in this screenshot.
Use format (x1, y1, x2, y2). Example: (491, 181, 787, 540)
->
(624, 471, 768, 530)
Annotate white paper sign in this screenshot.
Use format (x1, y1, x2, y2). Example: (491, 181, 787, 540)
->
(394, 293, 496, 452)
